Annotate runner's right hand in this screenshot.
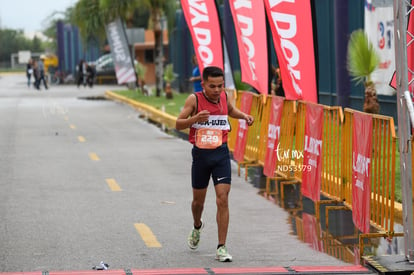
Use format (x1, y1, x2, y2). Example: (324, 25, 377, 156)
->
(196, 110, 210, 123)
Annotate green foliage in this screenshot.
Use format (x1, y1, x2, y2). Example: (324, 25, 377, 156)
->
(163, 0, 179, 32)
(42, 22, 59, 52)
(135, 62, 147, 80)
(163, 63, 176, 83)
(0, 29, 45, 64)
(96, 0, 176, 30)
(73, 0, 107, 41)
(99, 0, 140, 25)
(115, 89, 188, 116)
(42, 9, 74, 52)
(233, 70, 252, 91)
(31, 36, 43, 52)
(347, 29, 380, 85)
(42, 7, 75, 42)
(73, 0, 177, 98)
(131, 8, 151, 28)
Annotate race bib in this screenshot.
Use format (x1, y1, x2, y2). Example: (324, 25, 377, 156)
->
(195, 128, 222, 149)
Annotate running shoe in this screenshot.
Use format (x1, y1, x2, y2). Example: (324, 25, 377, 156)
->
(187, 220, 204, 250)
(216, 245, 233, 262)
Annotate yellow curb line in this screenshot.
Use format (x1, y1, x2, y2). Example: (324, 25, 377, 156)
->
(105, 90, 188, 133)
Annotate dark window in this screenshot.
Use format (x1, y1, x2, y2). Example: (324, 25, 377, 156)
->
(145, 50, 154, 63)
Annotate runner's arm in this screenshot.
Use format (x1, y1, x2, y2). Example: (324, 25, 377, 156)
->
(227, 101, 254, 126)
(175, 94, 210, 130)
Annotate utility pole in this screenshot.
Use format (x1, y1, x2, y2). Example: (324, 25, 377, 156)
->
(393, 0, 414, 263)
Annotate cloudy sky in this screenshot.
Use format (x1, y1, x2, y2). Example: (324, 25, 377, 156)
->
(0, 0, 75, 34)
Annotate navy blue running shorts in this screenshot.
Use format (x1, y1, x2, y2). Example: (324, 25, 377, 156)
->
(191, 143, 231, 189)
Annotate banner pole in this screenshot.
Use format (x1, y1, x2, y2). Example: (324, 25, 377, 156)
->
(393, 0, 414, 263)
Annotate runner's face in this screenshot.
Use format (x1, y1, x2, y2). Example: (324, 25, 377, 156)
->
(202, 76, 224, 101)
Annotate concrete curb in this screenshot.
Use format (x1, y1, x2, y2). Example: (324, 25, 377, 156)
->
(105, 91, 181, 131)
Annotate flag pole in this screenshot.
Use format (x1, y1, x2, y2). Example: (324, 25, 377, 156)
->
(393, 0, 414, 263)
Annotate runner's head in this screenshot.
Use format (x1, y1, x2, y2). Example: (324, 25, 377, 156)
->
(201, 66, 224, 102)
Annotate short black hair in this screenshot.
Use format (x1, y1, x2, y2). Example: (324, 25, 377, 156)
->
(202, 66, 224, 81)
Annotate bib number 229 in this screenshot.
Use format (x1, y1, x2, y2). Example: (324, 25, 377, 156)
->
(195, 129, 222, 149)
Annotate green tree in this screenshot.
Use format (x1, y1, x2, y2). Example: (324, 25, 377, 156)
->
(347, 29, 380, 114)
(148, 0, 178, 97)
(99, 0, 140, 27)
(72, 0, 177, 96)
(163, 63, 176, 99)
(0, 29, 42, 66)
(31, 36, 43, 52)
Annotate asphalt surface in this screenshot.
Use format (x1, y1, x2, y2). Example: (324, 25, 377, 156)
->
(0, 73, 376, 274)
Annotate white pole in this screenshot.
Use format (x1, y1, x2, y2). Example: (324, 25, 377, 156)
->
(393, 0, 414, 263)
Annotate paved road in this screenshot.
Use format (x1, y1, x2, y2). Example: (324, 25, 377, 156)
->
(0, 74, 374, 274)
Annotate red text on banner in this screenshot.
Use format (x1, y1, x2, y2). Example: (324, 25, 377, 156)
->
(352, 112, 373, 233)
(181, 0, 224, 73)
(233, 92, 253, 162)
(263, 97, 284, 177)
(301, 104, 324, 202)
(229, 0, 268, 94)
(264, 0, 317, 102)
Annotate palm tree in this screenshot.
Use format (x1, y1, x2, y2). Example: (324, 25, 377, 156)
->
(139, 0, 178, 97)
(163, 63, 176, 99)
(99, 0, 140, 27)
(135, 62, 148, 93)
(347, 29, 380, 114)
(73, 0, 107, 42)
(100, 0, 177, 97)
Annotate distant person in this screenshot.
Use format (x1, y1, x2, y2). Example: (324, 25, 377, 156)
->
(32, 60, 40, 90)
(26, 58, 33, 88)
(86, 64, 95, 88)
(271, 66, 284, 97)
(36, 57, 48, 90)
(189, 55, 202, 93)
(76, 60, 87, 88)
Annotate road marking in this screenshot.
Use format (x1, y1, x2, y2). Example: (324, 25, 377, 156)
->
(134, 223, 162, 247)
(89, 152, 100, 161)
(106, 178, 121, 191)
(69, 124, 76, 129)
(78, 136, 86, 142)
